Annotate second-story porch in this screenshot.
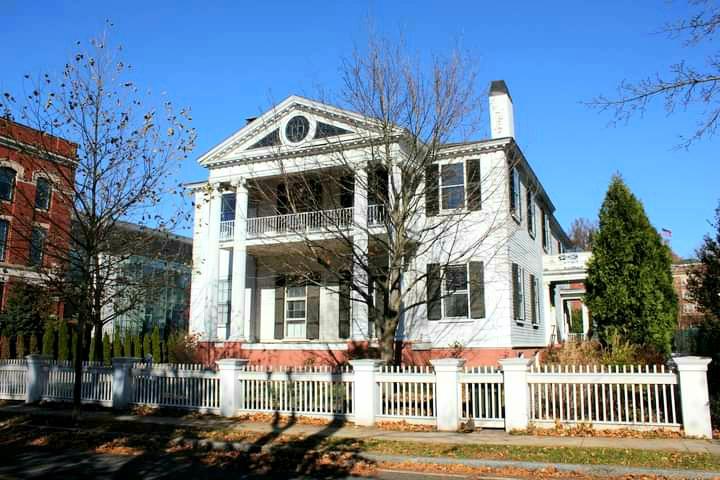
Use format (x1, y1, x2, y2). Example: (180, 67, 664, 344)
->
(542, 251, 592, 344)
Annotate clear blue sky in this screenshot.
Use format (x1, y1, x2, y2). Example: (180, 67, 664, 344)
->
(2, 1, 717, 257)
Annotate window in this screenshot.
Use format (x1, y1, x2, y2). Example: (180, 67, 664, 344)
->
(285, 284, 307, 338)
(443, 265, 469, 318)
(512, 263, 525, 322)
(541, 210, 550, 252)
(285, 116, 310, 143)
(35, 178, 51, 210)
(440, 163, 465, 210)
(526, 191, 535, 237)
(220, 193, 236, 222)
(0, 167, 16, 202)
(509, 167, 521, 221)
(530, 274, 540, 326)
(29, 227, 47, 267)
(0, 219, 7, 262)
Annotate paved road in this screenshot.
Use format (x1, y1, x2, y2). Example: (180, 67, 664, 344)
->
(0, 447, 511, 480)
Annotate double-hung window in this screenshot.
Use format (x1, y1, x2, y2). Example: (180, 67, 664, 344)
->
(541, 210, 550, 252)
(512, 263, 525, 323)
(35, 178, 51, 210)
(29, 226, 47, 267)
(440, 163, 465, 210)
(285, 284, 307, 338)
(509, 167, 521, 221)
(0, 219, 8, 261)
(443, 265, 469, 318)
(526, 191, 535, 237)
(0, 167, 16, 202)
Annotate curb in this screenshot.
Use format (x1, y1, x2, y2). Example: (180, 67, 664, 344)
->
(170, 436, 720, 479)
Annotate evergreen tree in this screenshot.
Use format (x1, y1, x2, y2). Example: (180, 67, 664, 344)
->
(42, 323, 55, 357)
(88, 335, 97, 362)
(151, 325, 162, 363)
(123, 330, 133, 357)
(102, 332, 111, 366)
(0, 284, 53, 339)
(142, 334, 151, 361)
(132, 334, 142, 358)
(29, 334, 39, 354)
(586, 175, 677, 354)
(113, 330, 122, 358)
(15, 334, 25, 359)
(57, 321, 70, 361)
(167, 333, 177, 363)
(0, 336, 9, 359)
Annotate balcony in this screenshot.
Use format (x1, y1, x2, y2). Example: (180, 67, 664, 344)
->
(219, 205, 386, 241)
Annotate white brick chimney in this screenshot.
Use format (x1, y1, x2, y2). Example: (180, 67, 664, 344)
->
(489, 80, 515, 139)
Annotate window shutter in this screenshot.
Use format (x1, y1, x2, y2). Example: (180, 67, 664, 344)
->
(466, 159, 481, 211)
(509, 168, 516, 213)
(425, 164, 439, 216)
(274, 275, 285, 339)
(338, 273, 351, 339)
(306, 283, 320, 340)
(469, 261, 485, 319)
(530, 274, 537, 325)
(426, 263, 441, 320)
(512, 263, 520, 321)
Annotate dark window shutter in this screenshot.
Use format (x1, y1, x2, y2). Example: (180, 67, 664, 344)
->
(466, 159, 482, 211)
(427, 263, 441, 320)
(512, 263, 520, 321)
(274, 275, 285, 339)
(306, 284, 320, 340)
(338, 273, 351, 339)
(530, 274, 538, 324)
(509, 168, 516, 212)
(469, 261, 485, 319)
(425, 164, 439, 216)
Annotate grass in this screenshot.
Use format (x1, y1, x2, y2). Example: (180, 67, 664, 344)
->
(1, 409, 719, 473)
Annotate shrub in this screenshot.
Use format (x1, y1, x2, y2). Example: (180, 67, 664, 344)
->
(57, 322, 70, 361)
(102, 332, 111, 366)
(151, 325, 162, 362)
(165, 332, 200, 364)
(42, 322, 55, 357)
(0, 336, 9, 359)
(29, 334, 39, 354)
(543, 335, 663, 366)
(15, 334, 25, 359)
(142, 334, 151, 361)
(113, 331, 122, 358)
(132, 335, 142, 358)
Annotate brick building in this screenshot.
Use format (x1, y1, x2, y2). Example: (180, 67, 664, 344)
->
(671, 261, 705, 329)
(0, 119, 77, 311)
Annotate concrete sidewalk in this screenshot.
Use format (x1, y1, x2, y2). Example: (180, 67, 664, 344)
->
(2, 403, 719, 455)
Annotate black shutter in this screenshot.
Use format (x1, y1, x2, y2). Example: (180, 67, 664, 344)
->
(426, 263, 441, 320)
(512, 263, 520, 321)
(469, 261, 485, 319)
(466, 159, 481, 211)
(274, 275, 285, 339)
(425, 164, 439, 216)
(306, 283, 320, 340)
(530, 274, 538, 325)
(338, 272, 351, 339)
(509, 168, 516, 212)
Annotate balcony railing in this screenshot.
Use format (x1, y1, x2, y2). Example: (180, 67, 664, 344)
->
(219, 205, 387, 241)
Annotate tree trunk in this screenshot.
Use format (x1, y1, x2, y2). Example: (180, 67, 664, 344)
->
(72, 316, 85, 419)
(381, 274, 403, 365)
(93, 323, 103, 362)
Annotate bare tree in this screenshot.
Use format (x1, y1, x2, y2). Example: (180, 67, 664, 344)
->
(568, 217, 597, 251)
(1, 32, 195, 411)
(589, 0, 720, 148)
(243, 36, 512, 363)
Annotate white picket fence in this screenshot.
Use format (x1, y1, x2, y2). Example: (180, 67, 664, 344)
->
(1, 356, 713, 438)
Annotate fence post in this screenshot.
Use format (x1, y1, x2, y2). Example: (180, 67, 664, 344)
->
(216, 358, 248, 417)
(499, 357, 532, 432)
(430, 358, 465, 431)
(111, 357, 140, 409)
(673, 356, 713, 439)
(25, 354, 50, 403)
(349, 359, 383, 426)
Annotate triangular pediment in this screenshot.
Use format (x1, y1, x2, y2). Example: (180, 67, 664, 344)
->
(197, 96, 397, 166)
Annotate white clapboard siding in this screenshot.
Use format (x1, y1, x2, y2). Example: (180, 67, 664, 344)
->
(131, 367, 220, 411)
(238, 370, 354, 417)
(376, 366, 436, 420)
(459, 365, 505, 428)
(528, 364, 681, 428)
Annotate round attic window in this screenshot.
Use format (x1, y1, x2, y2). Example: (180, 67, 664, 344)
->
(285, 116, 310, 143)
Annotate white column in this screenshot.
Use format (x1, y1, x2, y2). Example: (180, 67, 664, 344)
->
(351, 165, 370, 340)
(25, 354, 49, 403)
(230, 180, 248, 341)
(349, 359, 383, 426)
(216, 358, 248, 417)
(206, 183, 222, 340)
(111, 357, 140, 409)
(190, 187, 211, 338)
(674, 356, 713, 439)
(430, 358, 465, 431)
(499, 357, 532, 432)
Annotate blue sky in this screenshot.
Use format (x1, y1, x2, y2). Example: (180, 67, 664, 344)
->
(1, 1, 717, 257)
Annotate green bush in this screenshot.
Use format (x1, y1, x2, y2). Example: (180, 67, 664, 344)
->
(15, 334, 25, 359)
(142, 334, 151, 361)
(132, 335, 142, 358)
(151, 325, 161, 362)
(112, 331, 122, 358)
(102, 332, 111, 366)
(29, 334, 39, 354)
(57, 322, 70, 361)
(42, 323, 55, 357)
(0, 336, 9, 359)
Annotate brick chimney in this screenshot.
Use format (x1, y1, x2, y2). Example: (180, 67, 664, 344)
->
(489, 80, 515, 139)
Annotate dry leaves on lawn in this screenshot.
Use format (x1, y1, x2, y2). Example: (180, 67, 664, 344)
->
(94, 437, 145, 456)
(375, 420, 436, 432)
(523, 422, 683, 439)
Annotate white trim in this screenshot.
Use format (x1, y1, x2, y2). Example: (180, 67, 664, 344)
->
(240, 342, 349, 351)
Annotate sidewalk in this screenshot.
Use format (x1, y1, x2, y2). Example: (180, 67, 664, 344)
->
(2, 403, 718, 455)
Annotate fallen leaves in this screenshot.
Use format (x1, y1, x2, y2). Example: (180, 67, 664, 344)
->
(232, 412, 348, 427)
(375, 420, 436, 432)
(94, 437, 145, 456)
(521, 422, 684, 439)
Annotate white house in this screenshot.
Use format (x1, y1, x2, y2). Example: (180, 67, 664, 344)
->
(187, 81, 585, 365)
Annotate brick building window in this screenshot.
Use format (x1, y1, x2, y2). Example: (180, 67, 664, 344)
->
(0, 167, 16, 202)
(35, 178, 51, 210)
(0, 220, 8, 261)
(29, 227, 47, 267)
